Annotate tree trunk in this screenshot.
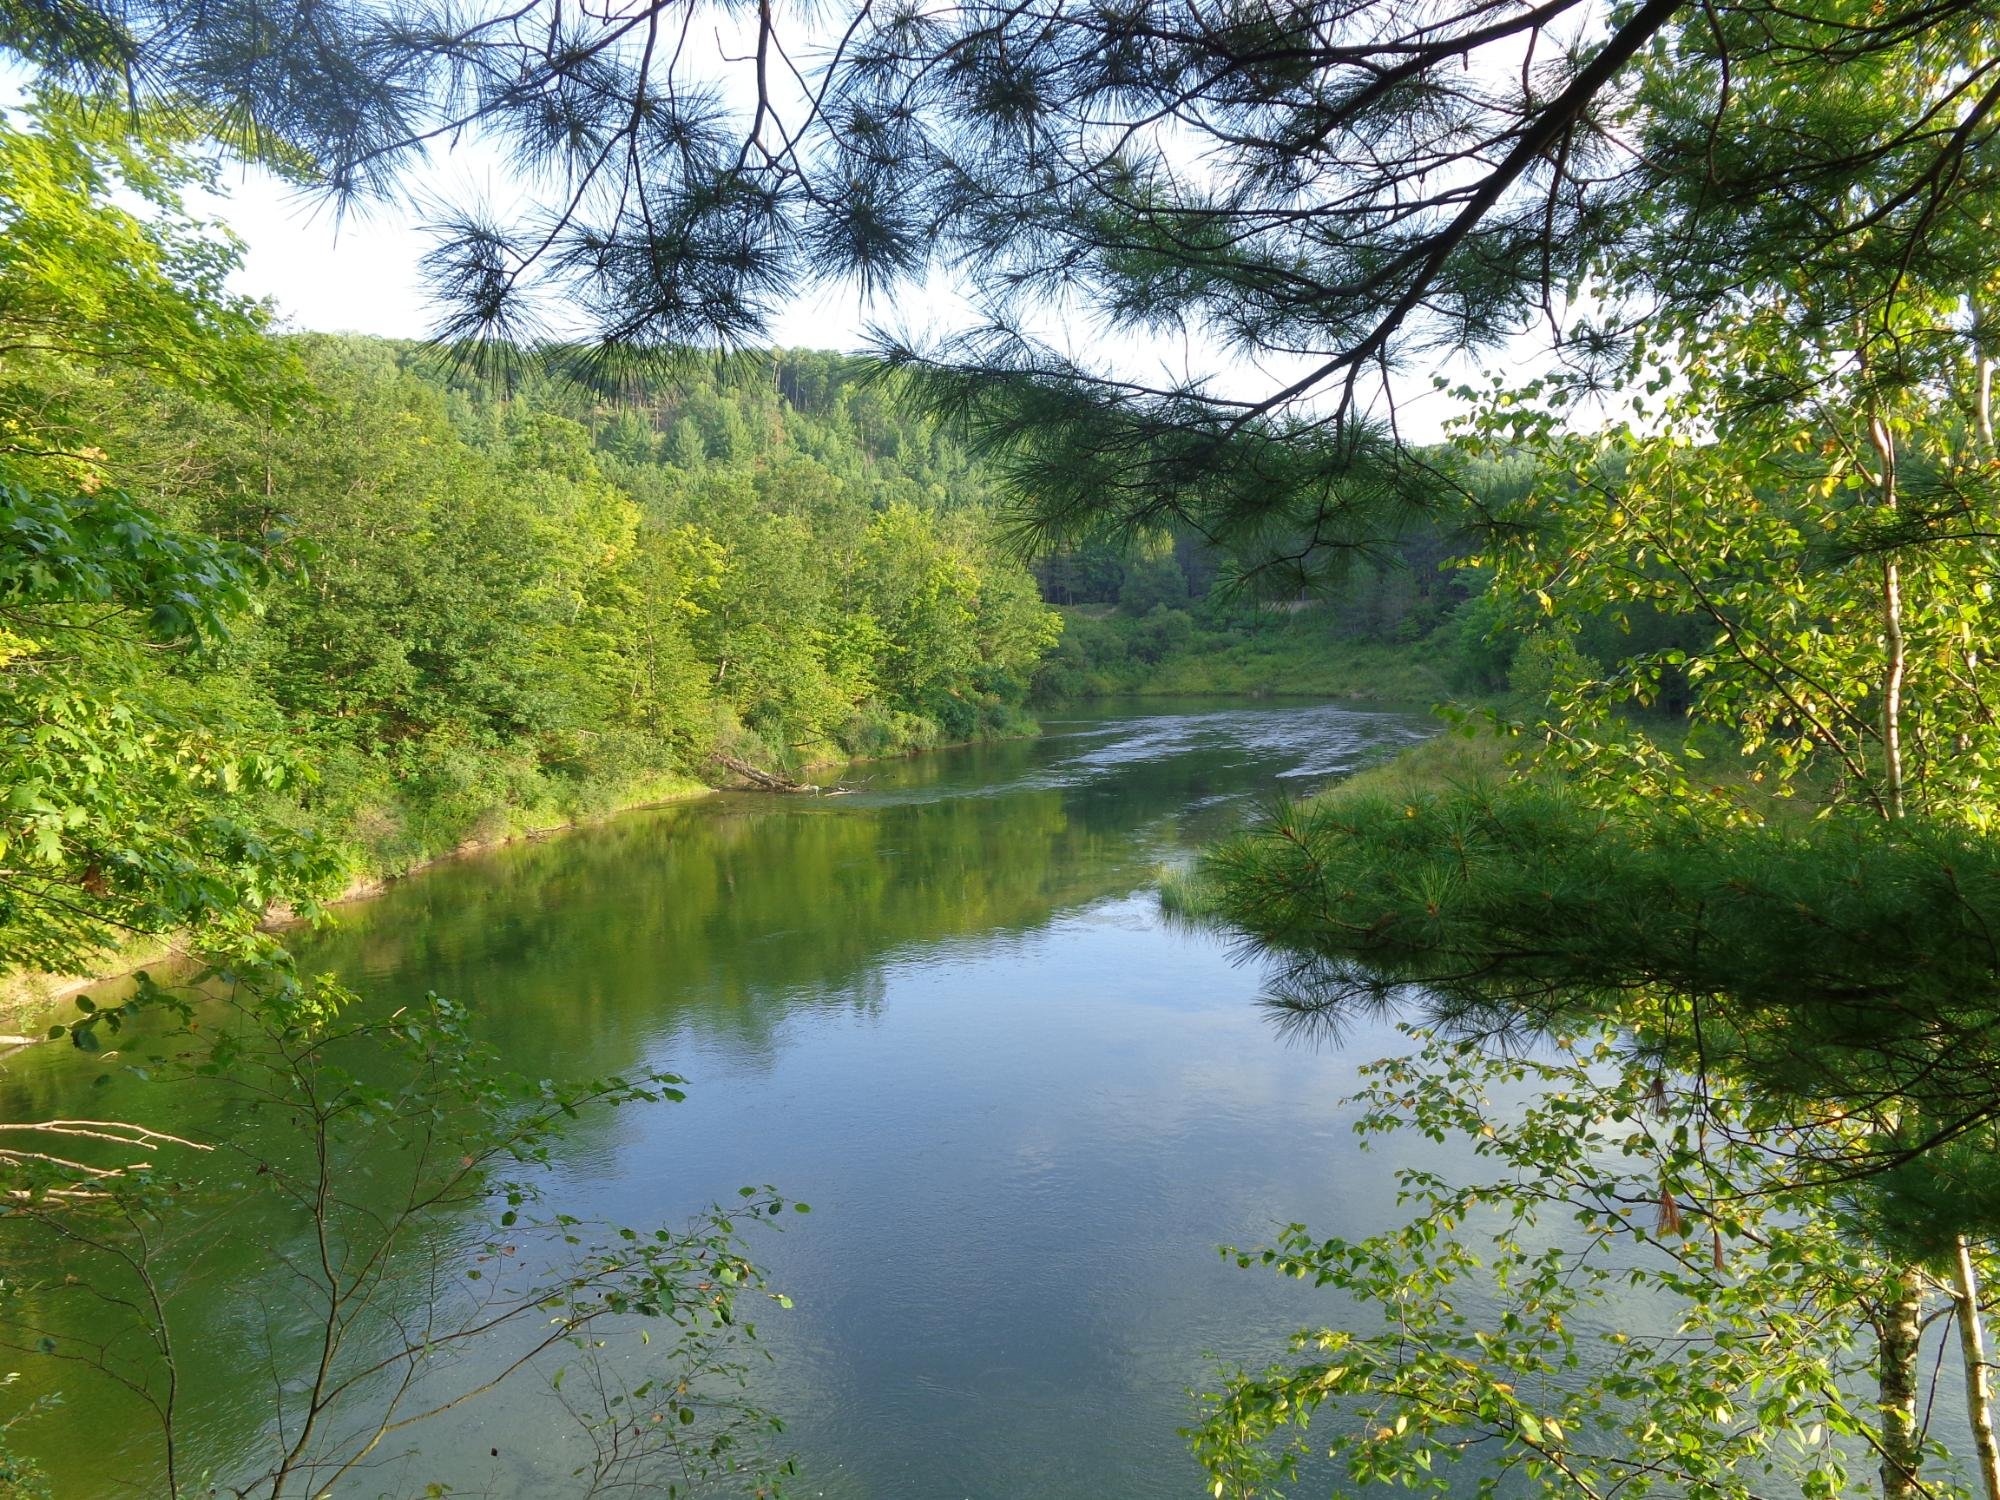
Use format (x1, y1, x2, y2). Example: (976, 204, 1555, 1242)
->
(1870, 407, 1906, 820)
(1882, 553, 1907, 817)
(1955, 1238, 2000, 1500)
(1980, 350, 1995, 451)
(1974, 300, 1994, 451)
(709, 752, 818, 793)
(1879, 1267, 1924, 1500)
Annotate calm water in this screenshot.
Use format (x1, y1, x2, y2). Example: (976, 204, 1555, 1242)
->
(6, 699, 1449, 1497)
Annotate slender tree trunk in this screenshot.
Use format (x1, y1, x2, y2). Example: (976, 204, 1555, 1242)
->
(1955, 1238, 2000, 1500)
(1883, 553, 1907, 817)
(1870, 408, 1906, 819)
(1975, 301, 1995, 452)
(1880, 1267, 1925, 1500)
(1980, 353, 1995, 451)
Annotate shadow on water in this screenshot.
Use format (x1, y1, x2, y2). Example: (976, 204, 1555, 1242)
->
(4, 699, 1436, 1498)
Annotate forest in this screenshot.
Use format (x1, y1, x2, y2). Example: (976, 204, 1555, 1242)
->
(7, 0, 2000, 1497)
(0, 91, 1492, 964)
(0, 95, 1072, 961)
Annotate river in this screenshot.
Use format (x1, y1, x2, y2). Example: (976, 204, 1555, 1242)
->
(5, 699, 1444, 1497)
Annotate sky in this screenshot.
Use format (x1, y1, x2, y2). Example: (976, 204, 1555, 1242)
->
(142, 0, 1562, 450)
(185, 160, 907, 353)
(183, 155, 1476, 443)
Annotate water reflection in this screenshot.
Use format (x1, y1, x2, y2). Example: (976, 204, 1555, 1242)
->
(4, 700, 1433, 1498)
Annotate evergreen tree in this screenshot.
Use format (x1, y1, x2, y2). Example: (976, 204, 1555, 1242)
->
(2, 0, 1987, 555)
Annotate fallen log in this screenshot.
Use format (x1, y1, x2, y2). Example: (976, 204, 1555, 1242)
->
(710, 753, 820, 794)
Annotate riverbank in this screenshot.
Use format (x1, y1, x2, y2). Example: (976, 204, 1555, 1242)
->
(1308, 723, 1509, 796)
(1032, 604, 1474, 707)
(0, 724, 1049, 1032)
(3, 704, 1469, 1034)
(4, 699, 1466, 1500)
(0, 773, 721, 1029)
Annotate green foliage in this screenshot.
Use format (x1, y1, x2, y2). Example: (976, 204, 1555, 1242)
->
(1195, 1030, 1926, 1500)
(1439, 0, 2000, 831)
(1033, 602, 1458, 705)
(1158, 12, 2000, 1496)
(1025, 504, 1490, 702)
(0, 1379, 51, 1500)
(1505, 631, 1597, 725)
(0, 98, 334, 977)
(0, 93, 295, 427)
(1184, 779, 2000, 1242)
(34, 331, 1062, 883)
(1115, 537, 1191, 615)
(0, 72, 1071, 977)
(10, 966, 801, 1496)
(0, 481, 337, 972)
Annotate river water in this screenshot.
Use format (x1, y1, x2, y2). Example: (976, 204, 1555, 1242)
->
(7, 699, 1447, 1496)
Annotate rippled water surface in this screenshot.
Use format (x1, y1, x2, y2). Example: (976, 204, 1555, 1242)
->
(8, 699, 1445, 1497)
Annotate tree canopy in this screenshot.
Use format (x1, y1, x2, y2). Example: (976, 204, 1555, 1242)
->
(5, 0, 1995, 562)
(0, 95, 332, 974)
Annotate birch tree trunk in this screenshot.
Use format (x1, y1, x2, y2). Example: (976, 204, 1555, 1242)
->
(1879, 1268, 1924, 1500)
(1955, 1238, 2000, 1500)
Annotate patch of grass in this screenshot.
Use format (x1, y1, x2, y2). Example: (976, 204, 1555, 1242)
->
(1320, 726, 1515, 801)
(1035, 604, 1472, 708)
(1136, 633, 1452, 703)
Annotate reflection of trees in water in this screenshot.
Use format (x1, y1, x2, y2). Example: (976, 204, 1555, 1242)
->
(2, 705, 1430, 1495)
(6, 707, 1425, 1169)
(299, 790, 1141, 1072)
(4, 985, 792, 1498)
(284, 709, 1419, 1079)
(0, 767, 1113, 1492)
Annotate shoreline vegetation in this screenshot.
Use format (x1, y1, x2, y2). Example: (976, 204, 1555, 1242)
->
(3, 656, 1472, 1032)
(0, 775, 711, 1029)
(11, 7, 2000, 1496)
(0, 331, 1067, 1029)
(0, 728, 987, 1027)
(2, 313, 1499, 1030)
(14, 526, 1485, 1032)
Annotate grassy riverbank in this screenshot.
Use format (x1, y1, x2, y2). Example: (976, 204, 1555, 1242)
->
(0, 771, 720, 1025)
(1320, 725, 1510, 794)
(0, 719, 1045, 1029)
(308, 706, 1042, 894)
(1033, 604, 1476, 707)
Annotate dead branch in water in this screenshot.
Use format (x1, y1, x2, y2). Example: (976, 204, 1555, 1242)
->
(710, 753, 819, 793)
(709, 753, 880, 796)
